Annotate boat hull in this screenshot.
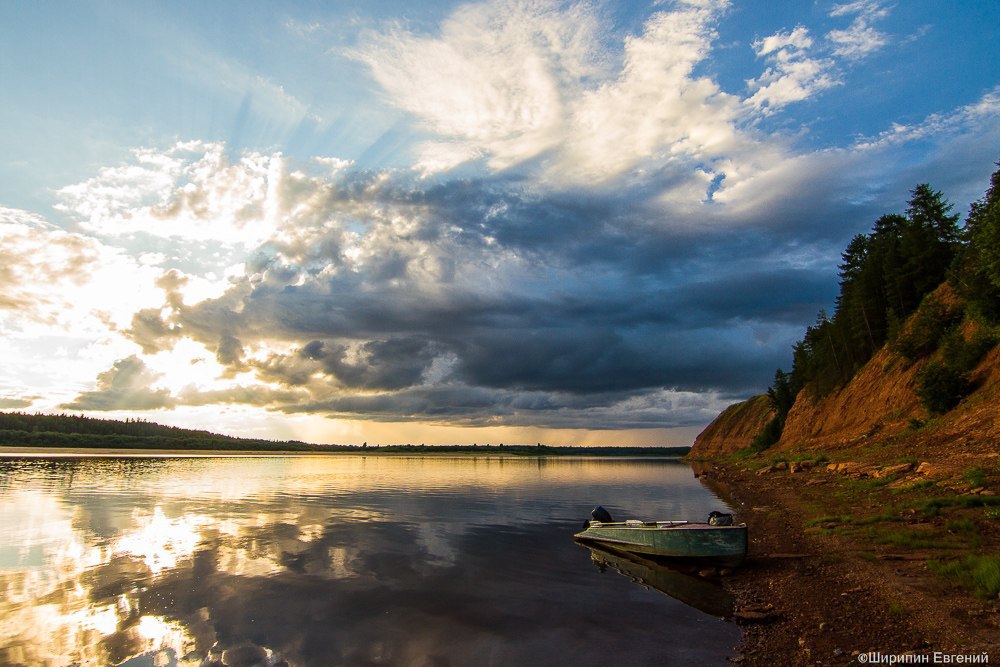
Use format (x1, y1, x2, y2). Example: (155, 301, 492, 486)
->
(574, 521, 747, 567)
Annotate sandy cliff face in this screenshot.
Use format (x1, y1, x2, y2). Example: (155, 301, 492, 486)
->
(776, 319, 1000, 457)
(689, 395, 774, 457)
(774, 346, 924, 451)
(904, 342, 1000, 456)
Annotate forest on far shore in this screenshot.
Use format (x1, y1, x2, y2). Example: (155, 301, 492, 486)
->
(0, 412, 688, 456)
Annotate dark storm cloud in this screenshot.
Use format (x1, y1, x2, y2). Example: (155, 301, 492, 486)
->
(320, 338, 441, 390)
(449, 324, 791, 395)
(664, 268, 837, 327)
(289, 385, 733, 430)
(69, 121, 997, 430)
(95, 163, 855, 428)
(247, 337, 440, 391)
(128, 307, 179, 354)
(215, 334, 245, 366)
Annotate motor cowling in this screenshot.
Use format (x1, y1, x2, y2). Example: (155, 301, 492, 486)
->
(591, 506, 614, 523)
(708, 511, 734, 526)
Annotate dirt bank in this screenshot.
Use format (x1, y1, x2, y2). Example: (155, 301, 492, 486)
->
(691, 395, 774, 457)
(694, 458, 999, 666)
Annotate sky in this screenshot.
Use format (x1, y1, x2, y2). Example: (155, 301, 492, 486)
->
(1, 0, 998, 446)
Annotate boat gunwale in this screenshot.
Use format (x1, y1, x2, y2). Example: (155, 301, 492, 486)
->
(573, 520, 748, 566)
(577, 521, 747, 531)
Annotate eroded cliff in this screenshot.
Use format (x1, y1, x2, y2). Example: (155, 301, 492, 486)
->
(691, 287, 1000, 460)
(690, 395, 774, 456)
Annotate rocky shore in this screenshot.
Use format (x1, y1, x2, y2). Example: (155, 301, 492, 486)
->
(693, 458, 999, 666)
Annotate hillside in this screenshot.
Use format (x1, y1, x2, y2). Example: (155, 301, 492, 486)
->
(778, 335, 1000, 462)
(690, 283, 1000, 468)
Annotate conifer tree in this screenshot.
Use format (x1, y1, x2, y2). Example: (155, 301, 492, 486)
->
(955, 163, 1000, 320)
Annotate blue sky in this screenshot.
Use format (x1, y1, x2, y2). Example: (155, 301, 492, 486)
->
(1, 0, 998, 445)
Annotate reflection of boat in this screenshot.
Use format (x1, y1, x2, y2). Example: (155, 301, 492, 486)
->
(578, 542, 735, 619)
(574, 508, 747, 567)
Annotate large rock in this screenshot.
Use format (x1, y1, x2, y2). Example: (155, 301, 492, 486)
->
(874, 463, 915, 478)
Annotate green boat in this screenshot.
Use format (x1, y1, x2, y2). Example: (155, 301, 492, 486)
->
(574, 507, 747, 568)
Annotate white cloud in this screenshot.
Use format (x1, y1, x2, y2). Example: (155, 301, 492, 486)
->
(350, 0, 864, 201)
(754, 24, 813, 56)
(0, 207, 165, 408)
(827, 23, 886, 59)
(852, 86, 1000, 150)
(745, 26, 839, 113)
(284, 19, 325, 38)
(827, 0, 890, 60)
(356, 0, 747, 190)
(355, 0, 606, 172)
(352, 0, 903, 197)
(55, 142, 285, 247)
(562, 0, 743, 183)
(0, 208, 161, 331)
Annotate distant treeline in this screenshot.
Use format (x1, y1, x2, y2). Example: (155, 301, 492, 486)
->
(756, 164, 1000, 450)
(0, 412, 688, 456)
(0, 412, 323, 451)
(361, 444, 690, 457)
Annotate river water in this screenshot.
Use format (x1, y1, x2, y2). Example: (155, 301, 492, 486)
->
(0, 455, 740, 666)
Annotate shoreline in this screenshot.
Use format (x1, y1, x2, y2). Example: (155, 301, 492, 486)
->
(694, 460, 999, 665)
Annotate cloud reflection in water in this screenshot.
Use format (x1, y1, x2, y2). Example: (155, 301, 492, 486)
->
(0, 455, 738, 666)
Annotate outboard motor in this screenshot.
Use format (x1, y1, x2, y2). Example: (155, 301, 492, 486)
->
(591, 506, 614, 523)
(708, 511, 734, 526)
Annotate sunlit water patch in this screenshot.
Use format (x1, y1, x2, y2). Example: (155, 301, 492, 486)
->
(0, 455, 739, 666)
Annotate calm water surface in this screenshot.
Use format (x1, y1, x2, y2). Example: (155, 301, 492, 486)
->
(0, 455, 740, 666)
